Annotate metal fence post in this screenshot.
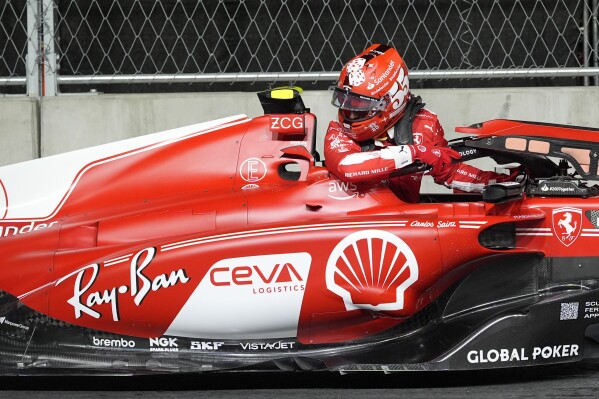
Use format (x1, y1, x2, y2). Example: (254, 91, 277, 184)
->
(25, 0, 40, 96)
(593, 0, 598, 86)
(41, 0, 57, 96)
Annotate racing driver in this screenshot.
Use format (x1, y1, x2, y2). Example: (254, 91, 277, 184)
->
(325, 44, 516, 203)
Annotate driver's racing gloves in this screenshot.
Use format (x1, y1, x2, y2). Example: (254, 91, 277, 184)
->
(405, 144, 461, 175)
(504, 167, 527, 185)
(442, 164, 523, 193)
(386, 144, 461, 174)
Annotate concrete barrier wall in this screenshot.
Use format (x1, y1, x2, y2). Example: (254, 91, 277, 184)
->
(0, 97, 38, 165)
(2, 87, 599, 191)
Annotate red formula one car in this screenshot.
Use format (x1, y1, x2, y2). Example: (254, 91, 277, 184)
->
(1, 88, 598, 375)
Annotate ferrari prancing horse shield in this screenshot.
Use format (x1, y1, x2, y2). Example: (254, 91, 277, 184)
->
(552, 207, 582, 247)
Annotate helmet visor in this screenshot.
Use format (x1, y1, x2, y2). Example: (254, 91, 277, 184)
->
(329, 86, 388, 112)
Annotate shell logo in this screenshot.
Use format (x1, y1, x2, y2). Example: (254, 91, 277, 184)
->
(0, 179, 7, 219)
(325, 230, 418, 312)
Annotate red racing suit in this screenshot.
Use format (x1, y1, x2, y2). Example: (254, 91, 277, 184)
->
(324, 108, 513, 203)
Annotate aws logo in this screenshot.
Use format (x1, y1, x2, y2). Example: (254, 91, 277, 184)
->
(328, 181, 358, 200)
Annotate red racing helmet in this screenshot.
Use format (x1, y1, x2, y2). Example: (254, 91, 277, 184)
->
(330, 44, 410, 142)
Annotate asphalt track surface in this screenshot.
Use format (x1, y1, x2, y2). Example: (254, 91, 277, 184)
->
(2, 359, 599, 399)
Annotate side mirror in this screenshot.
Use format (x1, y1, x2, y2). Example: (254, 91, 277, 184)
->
(257, 86, 308, 114)
(280, 145, 314, 163)
(482, 182, 523, 203)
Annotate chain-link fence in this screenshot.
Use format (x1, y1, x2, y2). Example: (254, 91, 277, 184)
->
(2, 0, 598, 95)
(0, 1, 28, 88)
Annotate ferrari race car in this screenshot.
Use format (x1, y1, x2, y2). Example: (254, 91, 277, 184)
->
(1, 87, 599, 375)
